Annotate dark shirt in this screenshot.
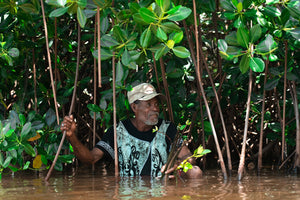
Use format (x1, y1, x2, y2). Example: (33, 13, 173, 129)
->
(95, 118, 177, 175)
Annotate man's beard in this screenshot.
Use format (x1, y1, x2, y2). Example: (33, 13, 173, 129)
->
(144, 112, 159, 125)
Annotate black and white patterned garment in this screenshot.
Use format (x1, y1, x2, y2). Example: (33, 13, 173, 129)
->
(96, 118, 176, 176)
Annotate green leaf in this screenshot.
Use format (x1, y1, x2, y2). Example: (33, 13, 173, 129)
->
(250, 24, 262, 43)
(218, 39, 228, 53)
(19, 114, 26, 126)
(100, 17, 109, 33)
(286, 72, 299, 81)
(116, 61, 124, 82)
(268, 54, 278, 61)
(121, 49, 131, 66)
(93, 49, 113, 60)
(227, 46, 242, 57)
(77, 7, 87, 28)
(160, 22, 181, 33)
(19, 3, 39, 14)
(273, 30, 282, 38)
(41, 155, 48, 165)
(87, 104, 102, 112)
(140, 28, 152, 48)
(237, 2, 243, 13)
(139, 7, 157, 23)
(225, 31, 239, 46)
(127, 40, 137, 50)
(234, 16, 243, 28)
(8, 48, 19, 57)
(0, 152, 3, 166)
(3, 156, 12, 168)
(256, 34, 277, 53)
(129, 2, 140, 14)
(154, 45, 168, 60)
(23, 161, 30, 170)
(167, 5, 181, 15)
(156, 0, 170, 12)
(250, 57, 265, 72)
(129, 50, 141, 61)
(167, 6, 192, 21)
(93, 0, 107, 7)
(156, 27, 167, 41)
(58, 154, 75, 163)
(172, 31, 183, 44)
(237, 27, 249, 48)
(265, 78, 279, 91)
(257, 17, 268, 26)
(243, 0, 252, 9)
(224, 12, 236, 20)
(77, 0, 87, 8)
(101, 34, 120, 47)
(21, 122, 31, 139)
(182, 162, 193, 173)
(132, 13, 149, 25)
(45, 108, 56, 126)
(289, 28, 300, 40)
(113, 25, 124, 42)
(239, 54, 250, 74)
(49, 7, 68, 18)
(46, 0, 66, 7)
(5, 129, 14, 138)
(220, 0, 236, 11)
(8, 165, 19, 172)
(23, 143, 36, 157)
(232, 0, 238, 7)
(287, 6, 300, 20)
(54, 161, 63, 171)
(262, 6, 281, 17)
(266, 0, 280, 5)
(173, 46, 190, 58)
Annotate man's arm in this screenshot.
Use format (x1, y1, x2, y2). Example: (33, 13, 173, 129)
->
(61, 115, 104, 164)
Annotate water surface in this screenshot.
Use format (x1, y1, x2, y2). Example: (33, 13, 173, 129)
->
(1, 167, 299, 200)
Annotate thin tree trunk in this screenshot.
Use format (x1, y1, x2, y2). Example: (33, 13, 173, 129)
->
(281, 40, 288, 162)
(45, 23, 81, 181)
(92, 13, 98, 172)
(40, 0, 59, 125)
(237, 70, 253, 181)
(159, 58, 174, 122)
(198, 16, 232, 174)
(97, 7, 102, 88)
(291, 81, 300, 167)
(192, 0, 227, 179)
(183, 20, 207, 169)
(32, 45, 37, 112)
(152, 53, 167, 120)
(258, 58, 269, 172)
(213, 0, 222, 74)
(112, 53, 119, 176)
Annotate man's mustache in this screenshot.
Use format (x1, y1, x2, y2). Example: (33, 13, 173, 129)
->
(148, 112, 159, 117)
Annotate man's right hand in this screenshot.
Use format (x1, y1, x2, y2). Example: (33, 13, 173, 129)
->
(60, 115, 77, 137)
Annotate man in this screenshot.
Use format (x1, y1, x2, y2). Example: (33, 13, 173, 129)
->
(61, 83, 202, 178)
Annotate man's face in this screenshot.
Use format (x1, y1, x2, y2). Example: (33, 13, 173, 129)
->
(134, 98, 160, 126)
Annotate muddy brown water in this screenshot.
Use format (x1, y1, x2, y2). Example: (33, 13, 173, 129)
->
(1, 166, 300, 200)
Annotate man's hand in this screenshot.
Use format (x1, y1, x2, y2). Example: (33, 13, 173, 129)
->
(60, 115, 77, 138)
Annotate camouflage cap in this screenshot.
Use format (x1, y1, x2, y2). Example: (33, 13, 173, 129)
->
(128, 83, 164, 104)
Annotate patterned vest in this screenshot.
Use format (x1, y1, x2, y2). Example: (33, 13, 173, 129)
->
(117, 120, 170, 176)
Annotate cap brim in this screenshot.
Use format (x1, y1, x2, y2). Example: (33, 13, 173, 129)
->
(139, 93, 166, 102)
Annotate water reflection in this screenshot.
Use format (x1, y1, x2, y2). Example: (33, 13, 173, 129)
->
(0, 169, 300, 200)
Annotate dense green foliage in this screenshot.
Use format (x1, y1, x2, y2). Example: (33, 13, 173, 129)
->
(0, 0, 299, 178)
